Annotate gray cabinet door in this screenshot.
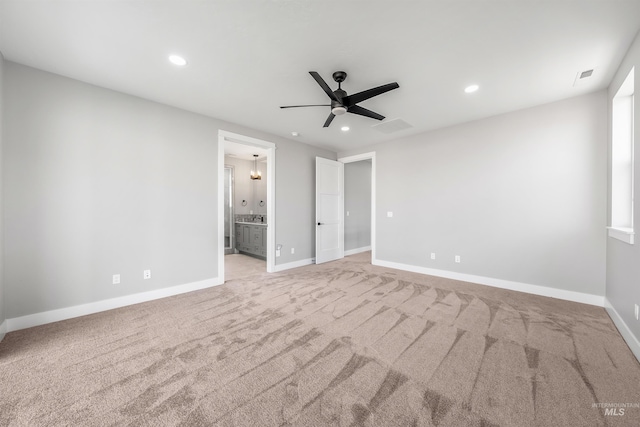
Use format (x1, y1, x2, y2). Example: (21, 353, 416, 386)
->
(242, 225, 252, 249)
(235, 224, 253, 253)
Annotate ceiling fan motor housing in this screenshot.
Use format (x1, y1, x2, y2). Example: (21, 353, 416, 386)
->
(331, 89, 348, 114)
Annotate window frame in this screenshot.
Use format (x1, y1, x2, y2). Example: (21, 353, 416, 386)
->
(609, 67, 635, 244)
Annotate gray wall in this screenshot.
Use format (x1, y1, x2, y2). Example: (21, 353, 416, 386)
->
(344, 160, 371, 251)
(340, 91, 607, 297)
(274, 142, 336, 264)
(0, 52, 5, 340)
(607, 30, 640, 341)
(3, 62, 334, 319)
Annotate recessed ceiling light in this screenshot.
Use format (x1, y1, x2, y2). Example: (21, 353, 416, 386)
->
(169, 55, 187, 66)
(341, 126, 350, 132)
(291, 131, 299, 137)
(464, 84, 479, 93)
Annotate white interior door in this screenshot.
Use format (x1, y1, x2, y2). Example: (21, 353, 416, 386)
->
(316, 157, 344, 264)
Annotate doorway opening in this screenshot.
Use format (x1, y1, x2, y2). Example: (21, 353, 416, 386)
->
(218, 131, 276, 283)
(339, 152, 376, 264)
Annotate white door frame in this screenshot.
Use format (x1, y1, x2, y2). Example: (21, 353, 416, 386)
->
(337, 152, 376, 262)
(218, 130, 276, 281)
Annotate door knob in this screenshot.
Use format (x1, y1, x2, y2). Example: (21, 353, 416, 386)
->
(317, 222, 323, 226)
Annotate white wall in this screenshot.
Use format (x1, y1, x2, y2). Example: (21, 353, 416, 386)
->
(224, 156, 253, 215)
(606, 30, 640, 356)
(340, 91, 607, 299)
(224, 156, 267, 216)
(0, 52, 5, 341)
(344, 160, 371, 252)
(255, 159, 267, 215)
(3, 62, 334, 321)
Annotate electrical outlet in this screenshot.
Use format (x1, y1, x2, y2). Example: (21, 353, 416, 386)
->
(276, 249, 281, 257)
(635, 304, 639, 321)
(291, 248, 295, 254)
(430, 253, 436, 260)
(455, 255, 461, 263)
(346, 211, 350, 216)
(112, 274, 120, 285)
(144, 270, 151, 280)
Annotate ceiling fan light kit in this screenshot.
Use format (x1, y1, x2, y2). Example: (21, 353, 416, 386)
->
(280, 71, 399, 128)
(331, 106, 347, 115)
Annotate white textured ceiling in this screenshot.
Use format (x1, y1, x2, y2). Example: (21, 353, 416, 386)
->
(1, 1, 640, 153)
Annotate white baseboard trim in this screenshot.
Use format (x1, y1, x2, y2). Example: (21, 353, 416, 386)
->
(604, 298, 640, 362)
(0, 319, 6, 343)
(273, 258, 314, 272)
(345, 246, 372, 257)
(372, 258, 605, 307)
(6, 277, 223, 333)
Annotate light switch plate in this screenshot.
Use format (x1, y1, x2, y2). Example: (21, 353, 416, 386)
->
(387, 211, 393, 218)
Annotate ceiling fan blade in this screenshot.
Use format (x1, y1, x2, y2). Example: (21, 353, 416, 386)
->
(310, 71, 340, 102)
(323, 113, 336, 128)
(343, 82, 399, 107)
(347, 105, 385, 121)
(280, 104, 331, 109)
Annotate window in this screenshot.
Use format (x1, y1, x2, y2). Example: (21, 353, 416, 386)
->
(609, 67, 635, 244)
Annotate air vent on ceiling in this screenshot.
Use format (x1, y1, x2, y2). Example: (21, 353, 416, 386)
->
(371, 118, 413, 134)
(573, 68, 596, 87)
(579, 69, 594, 79)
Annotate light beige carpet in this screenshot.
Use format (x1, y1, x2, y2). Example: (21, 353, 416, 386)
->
(1, 252, 639, 426)
(225, 254, 266, 282)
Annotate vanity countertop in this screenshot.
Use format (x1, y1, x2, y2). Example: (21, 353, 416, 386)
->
(235, 221, 267, 226)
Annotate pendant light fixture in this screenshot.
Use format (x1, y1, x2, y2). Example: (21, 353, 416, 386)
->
(250, 154, 262, 180)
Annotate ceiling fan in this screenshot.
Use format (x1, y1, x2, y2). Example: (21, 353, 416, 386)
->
(280, 71, 399, 128)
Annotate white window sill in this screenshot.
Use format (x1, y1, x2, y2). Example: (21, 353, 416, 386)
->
(608, 227, 635, 244)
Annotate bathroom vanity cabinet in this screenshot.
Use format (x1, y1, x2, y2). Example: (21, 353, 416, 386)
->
(235, 222, 267, 259)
